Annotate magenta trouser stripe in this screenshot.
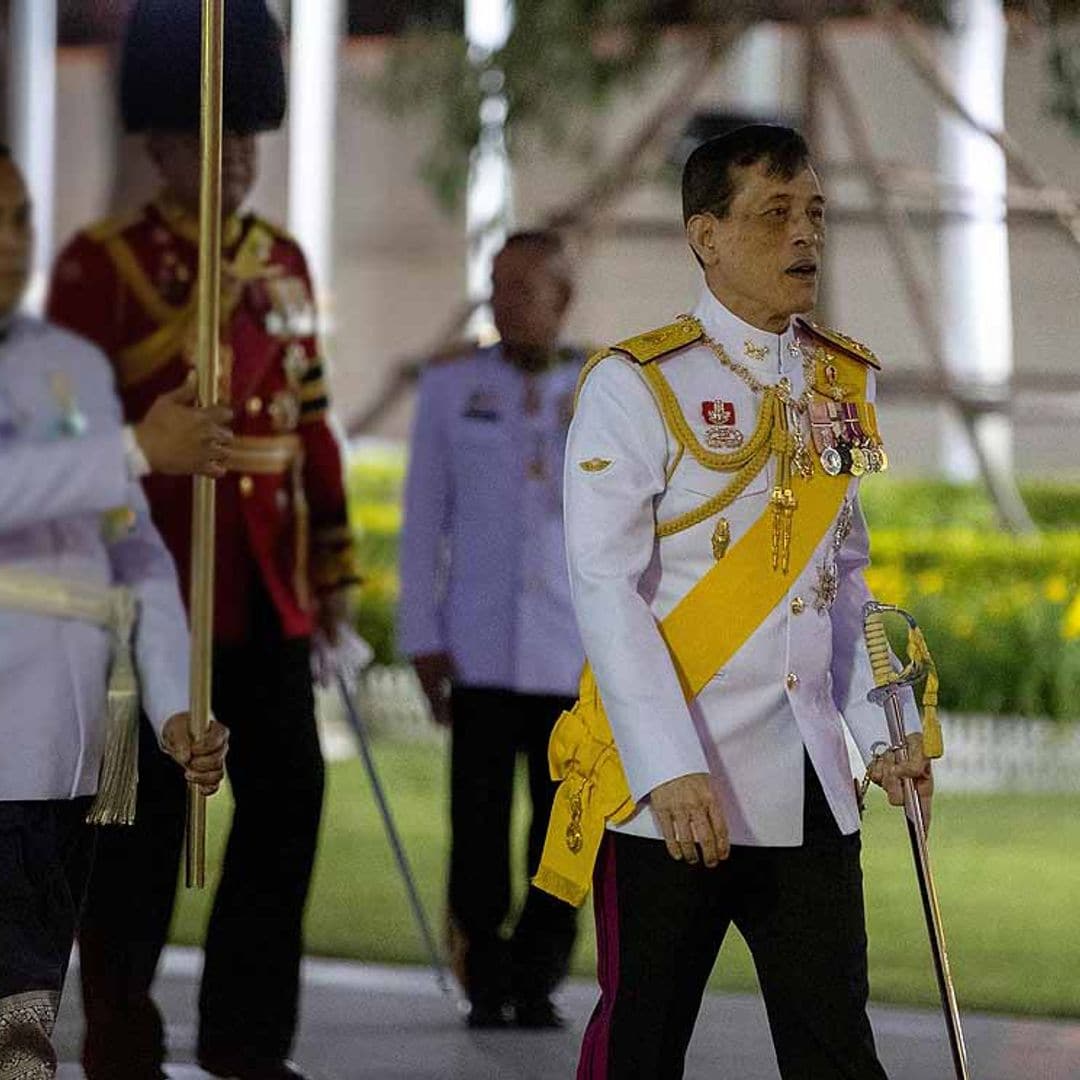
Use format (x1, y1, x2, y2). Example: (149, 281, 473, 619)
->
(576, 833, 620, 1080)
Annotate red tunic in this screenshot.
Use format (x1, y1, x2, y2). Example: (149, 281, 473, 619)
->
(47, 197, 360, 642)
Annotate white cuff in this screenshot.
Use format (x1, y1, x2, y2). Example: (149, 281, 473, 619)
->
(122, 425, 152, 479)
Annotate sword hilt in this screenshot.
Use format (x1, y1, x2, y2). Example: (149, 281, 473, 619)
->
(863, 610, 895, 689)
(863, 600, 943, 758)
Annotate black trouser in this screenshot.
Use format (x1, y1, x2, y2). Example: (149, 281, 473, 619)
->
(0, 797, 94, 1079)
(80, 621, 324, 1077)
(448, 686, 578, 1008)
(578, 757, 887, 1080)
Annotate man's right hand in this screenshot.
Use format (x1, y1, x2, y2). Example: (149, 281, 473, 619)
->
(412, 651, 455, 727)
(134, 374, 234, 477)
(649, 772, 730, 867)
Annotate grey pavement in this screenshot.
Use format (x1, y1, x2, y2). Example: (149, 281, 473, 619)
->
(54, 948, 1078, 1080)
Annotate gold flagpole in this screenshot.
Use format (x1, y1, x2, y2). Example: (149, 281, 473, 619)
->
(186, 0, 226, 890)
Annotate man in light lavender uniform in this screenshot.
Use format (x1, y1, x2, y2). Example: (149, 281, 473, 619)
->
(399, 231, 584, 1029)
(0, 148, 228, 1078)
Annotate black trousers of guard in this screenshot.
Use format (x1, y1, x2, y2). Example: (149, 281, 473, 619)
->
(578, 756, 889, 1080)
(448, 685, 578, 1009)
(0, 798, 94, 1078)
(80, 601, 324, 1078)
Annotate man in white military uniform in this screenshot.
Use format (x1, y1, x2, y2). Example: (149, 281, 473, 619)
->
(0, 148, 228, 1078)
(538, 126, 932, 1078)
(399, 231, 584, 1028)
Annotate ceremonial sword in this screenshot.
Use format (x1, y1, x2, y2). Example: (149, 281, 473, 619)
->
(334, 671, 453, 997)
(862, 600, 971, 1080)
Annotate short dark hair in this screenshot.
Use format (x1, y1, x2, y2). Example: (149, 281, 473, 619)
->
(502, 230, 566, 260)
(682, 124, 811, 224)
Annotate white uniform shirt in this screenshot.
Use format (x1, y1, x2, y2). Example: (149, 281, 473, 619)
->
(0, 317, 190, 801)
(564, 289, 915, 846)
(398, 345, 585, 697)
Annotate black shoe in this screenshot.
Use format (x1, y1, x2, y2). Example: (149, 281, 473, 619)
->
(198, 1056, 313, 1080)
(513, 997, 564, 1029)
(465, 1001, 512, 1029)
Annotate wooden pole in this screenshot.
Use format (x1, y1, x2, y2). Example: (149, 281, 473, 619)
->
(186, 0, 225, 890)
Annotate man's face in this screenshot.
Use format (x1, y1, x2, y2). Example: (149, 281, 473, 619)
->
(0, 157, 32, 319)
(491, 244, 571, 350)
(690, 162, 825, 331)
(147, 131, 258, 218)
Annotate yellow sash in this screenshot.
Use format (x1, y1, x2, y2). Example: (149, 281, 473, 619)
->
(533, 369, 868, 907)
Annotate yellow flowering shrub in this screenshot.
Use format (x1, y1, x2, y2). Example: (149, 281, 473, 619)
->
(347, 452, 1080, 718)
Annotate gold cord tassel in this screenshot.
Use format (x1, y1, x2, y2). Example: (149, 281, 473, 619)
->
(87, 591, 140, 826)
(908, 625, 943, 758)
(770, 399, 798, 574)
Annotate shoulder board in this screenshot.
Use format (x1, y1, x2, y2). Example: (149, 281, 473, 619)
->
(610, 319, 703, 365)
(84, 210, 143, 244)
(795, 318, 881, 370)
(249, 215, 297, 249)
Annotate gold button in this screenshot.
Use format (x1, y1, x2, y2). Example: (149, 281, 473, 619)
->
(246, 396, 263, 416)
(791, 596, 805, 615)
(239, 475, 254, 497)
(785, 672, 799, 690)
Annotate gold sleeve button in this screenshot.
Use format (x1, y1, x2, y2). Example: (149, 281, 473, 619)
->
(239, 475, 254, 497)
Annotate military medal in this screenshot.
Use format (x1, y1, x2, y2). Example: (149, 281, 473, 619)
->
(265, 277, 316, 337)
(820, 446, 843, 476)
(49, 372, 87, 437)
(283, 342, 309, 387)
(268, 390, 301, 432)
(701, 400, 743, 449)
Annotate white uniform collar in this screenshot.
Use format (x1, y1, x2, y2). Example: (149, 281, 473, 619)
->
(690, 286, 800, 379)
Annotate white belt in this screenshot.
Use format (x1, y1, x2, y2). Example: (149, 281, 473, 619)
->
(0, 568, 141, 825)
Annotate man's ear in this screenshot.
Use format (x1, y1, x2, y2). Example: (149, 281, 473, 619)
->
(686, 212, 720, 268)
(556, 279, 574, 317)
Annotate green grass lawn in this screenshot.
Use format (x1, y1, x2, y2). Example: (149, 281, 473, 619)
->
(171, 738, 1080, 1019)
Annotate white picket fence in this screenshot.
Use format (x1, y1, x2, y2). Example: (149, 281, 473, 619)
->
(317, 666, 1080, 794)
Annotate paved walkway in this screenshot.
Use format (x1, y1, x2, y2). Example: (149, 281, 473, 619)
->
(54, 948, 1077, 1079)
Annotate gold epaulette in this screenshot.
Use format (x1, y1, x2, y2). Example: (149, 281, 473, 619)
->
(84, 210, 142, 245)
(795, 317, 881, 370)
(610, 318, 704, 365)
(249, 214, 295, 247)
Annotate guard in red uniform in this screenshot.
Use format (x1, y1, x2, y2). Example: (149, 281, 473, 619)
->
(46, 3, 359, 1078)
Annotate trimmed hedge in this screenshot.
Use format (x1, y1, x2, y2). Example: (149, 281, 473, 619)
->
(347, 451, 1080, 719)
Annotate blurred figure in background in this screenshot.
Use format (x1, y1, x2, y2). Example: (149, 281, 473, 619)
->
(0, 147, 227, 1079)
(398, 231, 585, 1028)
(46, 2, 360, 1078)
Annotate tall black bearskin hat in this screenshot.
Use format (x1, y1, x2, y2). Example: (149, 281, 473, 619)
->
(120, 0, 286, 135)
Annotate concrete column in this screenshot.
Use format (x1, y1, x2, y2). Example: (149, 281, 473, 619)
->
(938, 0, 1013, 479)
(8, 0, 58, 314)
(288, 0, 343, 325)
(465, 0, 513, 336)
(730, 23, 784, 119)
